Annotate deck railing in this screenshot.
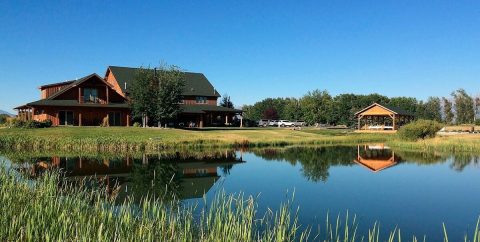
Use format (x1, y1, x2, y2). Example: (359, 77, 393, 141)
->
(80, 96, 107, 104)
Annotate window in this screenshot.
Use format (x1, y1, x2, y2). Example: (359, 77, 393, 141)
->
(196, 96, 207, 104)
(109, 112, 121, 126)
(83, 88, 98, 103)
(59, 111, 74, 125)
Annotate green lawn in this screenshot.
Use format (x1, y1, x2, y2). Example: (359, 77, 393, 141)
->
(0, 126, 385, 142)
(2, 126, 479, 153)
(0, 127, 389, 152)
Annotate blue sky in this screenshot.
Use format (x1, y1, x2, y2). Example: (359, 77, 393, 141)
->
(1, 1, 479, 113)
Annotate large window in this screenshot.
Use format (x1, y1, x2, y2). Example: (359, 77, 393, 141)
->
(59, 111, 74, 126)
(83, 88, 98, 103)
(196, 96, 207, 104)
(109, 112, 121, 126)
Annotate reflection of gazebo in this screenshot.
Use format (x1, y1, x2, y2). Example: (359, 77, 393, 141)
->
(354, 144, 400, 172)
(355, 103, 415, 131)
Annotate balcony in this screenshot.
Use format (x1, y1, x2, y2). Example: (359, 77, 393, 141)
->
(80, 96, 107, 104)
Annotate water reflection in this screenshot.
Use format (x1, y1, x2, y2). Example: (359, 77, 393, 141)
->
(3, 146, 480, 241)
(6, 145, 480, 199)
(354, 144, 401, 172)
(11, 151, 245, 202)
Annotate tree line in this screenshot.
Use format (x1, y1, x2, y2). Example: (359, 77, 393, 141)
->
(242, 89, 480, 126)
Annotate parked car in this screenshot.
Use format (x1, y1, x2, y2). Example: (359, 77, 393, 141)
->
(278, 120, 295, 127)
(268, 120, 279, 126)
(294, 120, 306, 127)
(258, 119, 270, 127)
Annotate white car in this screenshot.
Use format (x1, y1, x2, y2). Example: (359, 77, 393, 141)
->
(268, 120, 279, 126)
(294, 120, 306, 127)
(258, 119, 270, 127)
(278, 120, 295, 127)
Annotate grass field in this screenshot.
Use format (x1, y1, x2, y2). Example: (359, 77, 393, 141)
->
(1, 126, 480, 153)
(0, 127, 389, 152)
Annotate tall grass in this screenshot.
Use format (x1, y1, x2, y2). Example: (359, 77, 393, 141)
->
(0, 165, 479, 241)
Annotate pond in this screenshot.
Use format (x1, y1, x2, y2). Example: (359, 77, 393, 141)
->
(3, 145, 480, 241)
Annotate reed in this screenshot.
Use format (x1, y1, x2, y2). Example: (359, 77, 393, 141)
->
(0, 165, 479, 242)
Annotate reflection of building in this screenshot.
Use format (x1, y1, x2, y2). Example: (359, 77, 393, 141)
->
(15, 152, 244, 200)
(354, 144, 400, 172)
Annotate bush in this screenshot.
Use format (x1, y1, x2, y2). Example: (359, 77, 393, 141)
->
(0, 114, 8, 125)
(397, 119, 443, 141)
(9, 119, 25, 128)
(133, 122, 141, 127)
(8, 119, 52, 129)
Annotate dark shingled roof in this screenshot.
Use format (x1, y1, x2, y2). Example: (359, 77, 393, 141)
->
(107, 66, 221, 97)
(39, 80, 75, 89)
(180, 104, 242, 114)
(355, 103, 415, 116)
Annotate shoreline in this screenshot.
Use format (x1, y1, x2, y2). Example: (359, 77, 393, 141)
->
(0, 127, 478, 153)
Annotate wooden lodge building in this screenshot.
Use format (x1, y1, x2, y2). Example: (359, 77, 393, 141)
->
(355, 103, 415, 132)
(15, 66, 241, 127)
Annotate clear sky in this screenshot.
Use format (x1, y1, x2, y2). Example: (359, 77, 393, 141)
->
(1, 1, 479, 113)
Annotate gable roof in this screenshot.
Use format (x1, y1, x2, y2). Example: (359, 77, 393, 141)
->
(106, 66, 221, 97)
(354, 103, 414, 116)
(39, 80, 75, 89)
(47, 73, 117, 100)
(15, 73, 126, 109)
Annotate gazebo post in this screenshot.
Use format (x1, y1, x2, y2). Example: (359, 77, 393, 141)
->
(393, 114, 396, 130)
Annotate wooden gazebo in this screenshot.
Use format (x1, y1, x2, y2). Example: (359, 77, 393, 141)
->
(355, 103, 415, 131)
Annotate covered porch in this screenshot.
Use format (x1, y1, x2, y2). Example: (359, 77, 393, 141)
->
(15, 103, 131, 127)
(15, 105, 34, 121)
(179, 105, 243, 128)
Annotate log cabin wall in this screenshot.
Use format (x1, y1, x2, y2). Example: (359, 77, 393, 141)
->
(104, 70, 125, 97)
(33, 106, 129, 126)
(40, 83, 72, 99)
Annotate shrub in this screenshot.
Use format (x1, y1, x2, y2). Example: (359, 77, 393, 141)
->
(7, 119, 52, 129)
(0, 114, 8, 124)
(398, 119, 443, 141)
(133, 122, 141, 127)
(9, 118, 25, 128)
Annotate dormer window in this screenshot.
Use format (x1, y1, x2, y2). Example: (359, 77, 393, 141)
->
(84, 88, 98, 103)
(196, 96, 207, 104)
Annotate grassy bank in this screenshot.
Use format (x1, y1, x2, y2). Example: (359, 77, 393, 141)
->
(1, 126, 480, 153)
(388, 134, 480, 153)
(1, 166, 478, 242)
(0, 127, 388, 152)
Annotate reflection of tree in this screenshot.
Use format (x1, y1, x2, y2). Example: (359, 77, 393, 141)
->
(451, 154, 480, 172)
(129, 158, 181, 202)
(220, 164, 234, 176)
(253, 147, 356, 182)
(253, 146, 480, 181)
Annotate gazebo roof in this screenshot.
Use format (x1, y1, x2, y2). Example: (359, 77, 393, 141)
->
(355, 103, 414, 116)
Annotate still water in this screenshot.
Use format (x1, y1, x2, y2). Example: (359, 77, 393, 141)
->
(4, 145, 480, 241)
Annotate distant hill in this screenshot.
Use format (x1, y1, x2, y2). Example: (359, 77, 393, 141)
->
(0, 110, 14, 117)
